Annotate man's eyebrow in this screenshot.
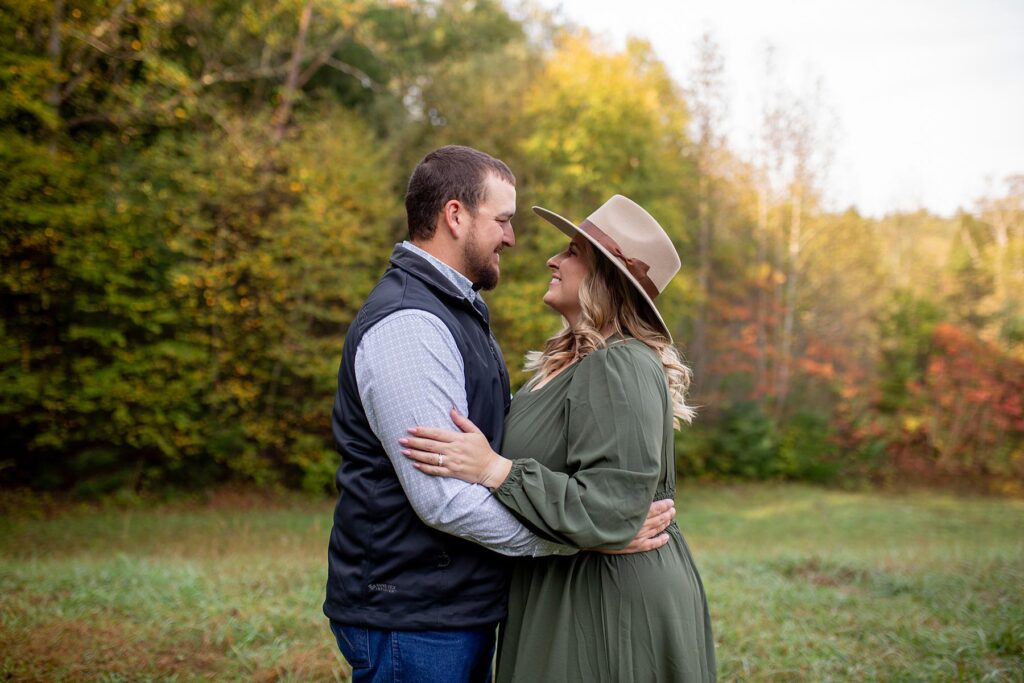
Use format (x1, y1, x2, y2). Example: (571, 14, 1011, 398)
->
(496, 211, 515, 219)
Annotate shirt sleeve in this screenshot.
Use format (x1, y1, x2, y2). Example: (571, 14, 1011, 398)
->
(492, 343, 666, 550)
(355, 309, 575, 558)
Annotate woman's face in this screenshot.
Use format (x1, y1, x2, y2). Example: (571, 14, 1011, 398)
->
(542, 235, 591, 325)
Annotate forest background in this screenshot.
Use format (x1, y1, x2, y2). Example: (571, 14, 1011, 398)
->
(2, 0, 1023, 499)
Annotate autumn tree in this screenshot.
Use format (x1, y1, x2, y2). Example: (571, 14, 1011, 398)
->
(685, 32, 728, 397)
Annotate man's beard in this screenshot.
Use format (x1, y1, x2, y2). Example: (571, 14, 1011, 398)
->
(464, 233, 500, 291)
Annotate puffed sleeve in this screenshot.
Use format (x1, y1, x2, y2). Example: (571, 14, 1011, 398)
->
(492, 342, 667, 549)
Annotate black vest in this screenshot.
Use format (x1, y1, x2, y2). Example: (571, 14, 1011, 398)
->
(324, 246, 513, 630)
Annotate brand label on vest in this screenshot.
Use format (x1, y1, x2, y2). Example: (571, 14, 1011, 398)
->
(368, 583, 398, 593)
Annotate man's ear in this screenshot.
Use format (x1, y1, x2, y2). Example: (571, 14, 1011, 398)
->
(441, 199, 465, 239)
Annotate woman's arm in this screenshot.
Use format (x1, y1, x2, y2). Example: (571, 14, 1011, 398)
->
(492, 346, 667, 549)
(402, 344, 670, 550)
(402, 406, 675, 552)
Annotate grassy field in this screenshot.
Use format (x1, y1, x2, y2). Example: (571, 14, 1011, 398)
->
(1, 484, 1022, 682)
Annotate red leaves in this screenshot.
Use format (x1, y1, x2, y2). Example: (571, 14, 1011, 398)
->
(925, 323, 1024, 436)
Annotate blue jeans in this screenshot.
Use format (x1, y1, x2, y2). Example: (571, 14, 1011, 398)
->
(330, 621, 496, 683)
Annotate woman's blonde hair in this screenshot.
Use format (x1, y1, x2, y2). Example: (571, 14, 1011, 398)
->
(525, 240, 696, 428)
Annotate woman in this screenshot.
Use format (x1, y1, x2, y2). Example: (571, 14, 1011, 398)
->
(400, 195, 716, 682)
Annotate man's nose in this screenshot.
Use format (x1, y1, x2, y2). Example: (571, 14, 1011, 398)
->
(503, 224, 516, 248)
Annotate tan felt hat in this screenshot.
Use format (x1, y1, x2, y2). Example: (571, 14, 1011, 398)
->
(533, 195, 681, 340)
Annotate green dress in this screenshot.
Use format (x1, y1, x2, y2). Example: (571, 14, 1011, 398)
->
(492, 338, 716, 682)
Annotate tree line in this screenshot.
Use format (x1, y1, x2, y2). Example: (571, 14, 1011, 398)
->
(2, 0, 1022, 496)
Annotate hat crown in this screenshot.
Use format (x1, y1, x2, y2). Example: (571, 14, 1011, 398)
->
(585, 195, 681, 294)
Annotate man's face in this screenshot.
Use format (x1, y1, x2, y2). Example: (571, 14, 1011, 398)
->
(463, 174, 516, 291)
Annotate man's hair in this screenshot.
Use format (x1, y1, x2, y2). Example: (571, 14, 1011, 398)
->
(405, 145, 516, 241)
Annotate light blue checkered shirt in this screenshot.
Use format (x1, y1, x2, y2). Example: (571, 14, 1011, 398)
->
(353, 241, 574, 557)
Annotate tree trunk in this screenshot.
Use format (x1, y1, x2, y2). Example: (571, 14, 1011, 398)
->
(270, 0, 314, 147)
(992, 212, 1008, 305)
(47, 0, 65, 152)
(754, 181, 769, 397)
(774, 182, 803, 417)
(693, 173, 711, 394)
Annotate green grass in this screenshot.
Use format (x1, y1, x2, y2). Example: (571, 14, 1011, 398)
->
(1, 484, 1022, 681)
(684, 485, 1024, 682)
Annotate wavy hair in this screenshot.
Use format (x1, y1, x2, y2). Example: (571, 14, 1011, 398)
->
(525, 240, 696, 428)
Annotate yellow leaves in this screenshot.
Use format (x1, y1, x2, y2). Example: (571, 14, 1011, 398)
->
(224, 378, 258, 404)
(993, 477, 1023, 497)
(520, 29, 690, 201)
(563, 162, 585, 180)
(151, 1, 184, 24)
(753, 263, 787, 285)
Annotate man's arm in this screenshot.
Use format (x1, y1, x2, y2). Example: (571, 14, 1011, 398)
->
(355, 309, 574, 557)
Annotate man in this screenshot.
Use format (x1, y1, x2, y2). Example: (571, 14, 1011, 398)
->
(324, 145, 673, 682)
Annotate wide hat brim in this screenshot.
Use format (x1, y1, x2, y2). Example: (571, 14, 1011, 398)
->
(532, 204, 675, 341)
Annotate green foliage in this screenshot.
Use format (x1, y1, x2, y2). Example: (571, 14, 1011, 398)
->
(2, 1, 400, 491)
(708, 401, 781, 479)
(777, 410, 839, 482)
(877, 290, 942, 413)
(1, 1, 1021, 494)
(678, 403, 839, 483)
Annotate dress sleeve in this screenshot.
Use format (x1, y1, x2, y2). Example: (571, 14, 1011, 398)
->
(492, 343, 667, 549)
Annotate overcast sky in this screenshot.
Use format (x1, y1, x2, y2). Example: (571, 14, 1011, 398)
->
(530, 0, 1024, 218)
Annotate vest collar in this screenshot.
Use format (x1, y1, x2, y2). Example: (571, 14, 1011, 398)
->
(389, 245, 491, 325)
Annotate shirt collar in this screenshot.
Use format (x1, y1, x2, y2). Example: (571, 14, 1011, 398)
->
(400, 241, 478, 302)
